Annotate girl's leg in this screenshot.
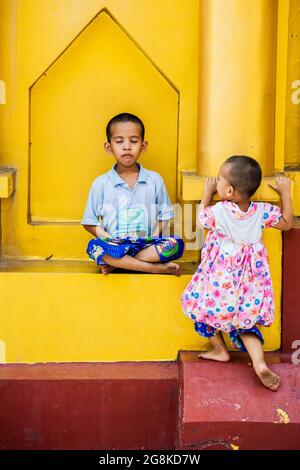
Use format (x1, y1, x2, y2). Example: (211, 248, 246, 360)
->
(199, 334, 230, 362)
(239, 333, 280, 391)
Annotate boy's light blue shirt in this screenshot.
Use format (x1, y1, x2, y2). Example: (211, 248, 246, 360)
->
(81, 163, 174, 238)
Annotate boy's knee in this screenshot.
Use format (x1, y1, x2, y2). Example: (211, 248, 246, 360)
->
(173, 238, 184, 260)
(158, 237, 184, 262)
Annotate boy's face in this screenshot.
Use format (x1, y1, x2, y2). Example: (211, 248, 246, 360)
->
(104, 121, 148, 168)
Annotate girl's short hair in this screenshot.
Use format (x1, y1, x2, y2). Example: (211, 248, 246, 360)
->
(225, 155, 262, 197)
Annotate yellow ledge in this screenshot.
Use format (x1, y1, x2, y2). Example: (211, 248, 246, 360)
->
(0, 258, 280, 362)
(0, 168, 15, 198)
(181, 171, 296, 207)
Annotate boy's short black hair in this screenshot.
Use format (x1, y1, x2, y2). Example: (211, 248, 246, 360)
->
(224, 155, 262, 197)
(106, 113, 145, 142)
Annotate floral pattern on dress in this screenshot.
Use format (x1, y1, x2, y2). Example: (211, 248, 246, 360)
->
(223, 200, 258, 220)
(261, 203, 282, 228)
(181, 201, 281, 334)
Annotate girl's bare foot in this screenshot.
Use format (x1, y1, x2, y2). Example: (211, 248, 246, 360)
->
(101, 265, 115, 275)
(254, 363, 280, 391)
(152, 262, 181, 276)
(198, 348, 230, 362)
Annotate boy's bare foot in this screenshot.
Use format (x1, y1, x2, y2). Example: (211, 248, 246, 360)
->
(254, 363, 280, 391)
(152, 262, 181, 276)
(101, 265, 115, 275)
(198, 348, 230, 362)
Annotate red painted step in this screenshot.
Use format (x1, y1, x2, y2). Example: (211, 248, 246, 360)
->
(0, 362, 179, 450)
(178, 351, 300, 450)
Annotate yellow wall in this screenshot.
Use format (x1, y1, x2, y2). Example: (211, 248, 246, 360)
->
(0, 0, 199, 259)
(197, 0, 278, 176)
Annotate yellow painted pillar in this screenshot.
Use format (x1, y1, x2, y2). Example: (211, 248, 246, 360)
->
(197, 0, 278, 176)
(285, 0, 300, 168)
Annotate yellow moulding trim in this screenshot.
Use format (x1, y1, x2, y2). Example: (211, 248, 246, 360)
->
(274, 0, 290, 172)
(181, 171, 296, 207)
(0, 168, 15, 198)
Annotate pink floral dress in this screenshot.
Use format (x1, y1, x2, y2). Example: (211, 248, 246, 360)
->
(181, 201, 281, 347)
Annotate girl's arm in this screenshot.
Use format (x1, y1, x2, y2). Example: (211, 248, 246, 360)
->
(197, 177, 218, 228)
(269, 177, 293, 231)
(199, 177, 218, 209)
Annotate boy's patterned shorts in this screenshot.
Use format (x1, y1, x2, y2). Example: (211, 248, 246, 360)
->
(87, 236, 184, 266)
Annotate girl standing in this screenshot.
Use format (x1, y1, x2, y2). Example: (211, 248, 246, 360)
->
(181, 156, 293, 391)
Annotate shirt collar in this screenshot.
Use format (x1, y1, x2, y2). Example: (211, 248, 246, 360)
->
(223, 200, 257, 220)
(109, 163, 148, 187)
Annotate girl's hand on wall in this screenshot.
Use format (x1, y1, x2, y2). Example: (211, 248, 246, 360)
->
(269, 176, 291, 196)
(204, 177, 218, 196)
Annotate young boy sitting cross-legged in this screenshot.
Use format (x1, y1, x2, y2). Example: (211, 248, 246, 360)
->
(81, 112, 184, 275)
